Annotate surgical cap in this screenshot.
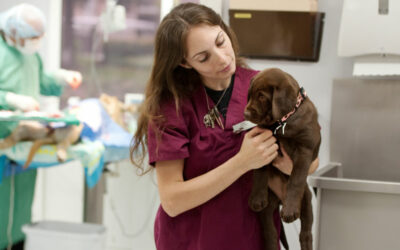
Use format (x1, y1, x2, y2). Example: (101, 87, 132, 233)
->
(0, 3, 46, 39)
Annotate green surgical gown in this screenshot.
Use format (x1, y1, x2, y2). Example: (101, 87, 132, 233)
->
(0, 35, 64, 138)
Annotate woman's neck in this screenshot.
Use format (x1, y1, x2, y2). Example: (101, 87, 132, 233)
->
(202, 76, 231, 91)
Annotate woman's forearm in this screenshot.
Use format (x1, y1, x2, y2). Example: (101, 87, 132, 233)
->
(156, 155, 249, 217)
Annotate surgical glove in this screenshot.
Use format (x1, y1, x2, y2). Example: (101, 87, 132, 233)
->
(56, 69, 82, 89)
(5, 92, 40, 111)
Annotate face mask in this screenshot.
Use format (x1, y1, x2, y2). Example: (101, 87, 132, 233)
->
(15, 38, 42, 55)
(4, 35, 16, 47)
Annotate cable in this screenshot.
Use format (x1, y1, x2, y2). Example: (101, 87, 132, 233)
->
(7, 166, 15, 250)
(89, 0, 121, 96)
(90, 22, 103, 95)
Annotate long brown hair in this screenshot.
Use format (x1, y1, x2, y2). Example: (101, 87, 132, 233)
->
(130, 3, 246, 174)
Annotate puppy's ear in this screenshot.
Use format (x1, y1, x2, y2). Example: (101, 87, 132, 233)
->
(271, 77, 298, 119)
(270, 86, 281, 120)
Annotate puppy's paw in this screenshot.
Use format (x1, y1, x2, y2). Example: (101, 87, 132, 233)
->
(57, 150, 67, 162)
(300, 231, 313, 250)
(248, 190, 269, 212)
(280, 204, 300, 223)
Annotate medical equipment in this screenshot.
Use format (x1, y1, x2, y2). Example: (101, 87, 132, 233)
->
(22, 221, 106, 250)
(90, 0, 127, 94)
(100, 0, 126, 42)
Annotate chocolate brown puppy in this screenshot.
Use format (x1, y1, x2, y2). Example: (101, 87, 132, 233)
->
(245, 68, 321, 250)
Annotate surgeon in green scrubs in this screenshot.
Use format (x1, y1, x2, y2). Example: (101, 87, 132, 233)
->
(0, 3, 82, 138)
(0, 3, 82, 248)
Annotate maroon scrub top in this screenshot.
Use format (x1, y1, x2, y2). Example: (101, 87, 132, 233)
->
(148, 66, 281, 250)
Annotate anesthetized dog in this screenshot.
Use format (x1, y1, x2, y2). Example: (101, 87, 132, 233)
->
(0, 121, 83, 168)
(244, 68, 321, 250)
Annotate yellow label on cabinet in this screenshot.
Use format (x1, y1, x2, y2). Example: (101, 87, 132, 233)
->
(234, 13, 252, 19)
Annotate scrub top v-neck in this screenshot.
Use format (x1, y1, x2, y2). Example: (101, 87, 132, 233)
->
(147, 66, 281, 250)
(204, 73, 235, 119)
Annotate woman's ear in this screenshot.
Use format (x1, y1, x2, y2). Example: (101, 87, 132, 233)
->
(180, 59, 192, 69)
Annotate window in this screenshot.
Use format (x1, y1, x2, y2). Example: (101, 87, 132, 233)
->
(61, 0, 160, 106)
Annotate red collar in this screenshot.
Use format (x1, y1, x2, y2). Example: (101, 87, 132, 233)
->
(271, 87, 307, 135)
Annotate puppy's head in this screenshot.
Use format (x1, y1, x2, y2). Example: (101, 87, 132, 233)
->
(244, 68, 299, 127)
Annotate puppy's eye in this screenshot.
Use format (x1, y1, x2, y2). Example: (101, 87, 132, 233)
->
(259, 95, 266, 102)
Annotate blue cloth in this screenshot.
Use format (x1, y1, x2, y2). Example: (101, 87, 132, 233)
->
(0, 98, 133, 188)
(76, 99, 132, 164)
(0, 140, 105, 188)
(0, 155, 33, 184)
(78, 99, 132, 149)
(84, 154, 105, 188)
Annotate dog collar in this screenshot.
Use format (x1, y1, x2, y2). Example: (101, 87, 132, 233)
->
(270, 87, 307, 135)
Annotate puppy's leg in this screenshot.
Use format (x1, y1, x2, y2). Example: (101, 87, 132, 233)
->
(249, 166, 269, 212)
(299, 185, 313, 250)
(281, 148, 313, 223)
(23, 137, 55, 169)
(54, 124, 82, 162)
(259, 190, 280, 250)
(267, 171, 287, 202)
(56, 141, 69, 163)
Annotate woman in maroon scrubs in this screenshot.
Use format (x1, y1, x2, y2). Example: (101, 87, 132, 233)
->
(131, 3, 318, 250)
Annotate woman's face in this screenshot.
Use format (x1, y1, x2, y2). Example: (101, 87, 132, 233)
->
(183, 24, 236, 90)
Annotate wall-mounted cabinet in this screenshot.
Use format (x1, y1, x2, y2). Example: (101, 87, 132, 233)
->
(229, 10, 325, 62)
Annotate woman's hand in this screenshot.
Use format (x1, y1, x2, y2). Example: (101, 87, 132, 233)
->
(238, 127, 279, 171)
(272, 145, 293, 175)
(272, 144, 319, 175)
(308, 157, 319, 174)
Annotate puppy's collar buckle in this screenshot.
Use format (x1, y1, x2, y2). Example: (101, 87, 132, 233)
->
(273, 121, 287, 135)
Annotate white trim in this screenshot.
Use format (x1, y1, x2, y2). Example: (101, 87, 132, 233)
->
(160, 0, 174, 22)
(45, 0, 62, 70)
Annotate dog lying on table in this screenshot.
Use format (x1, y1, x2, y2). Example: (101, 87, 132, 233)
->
(244, 68, 321, 250)
(0, 120, 83, 169)
(0, 94, 136, 169)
